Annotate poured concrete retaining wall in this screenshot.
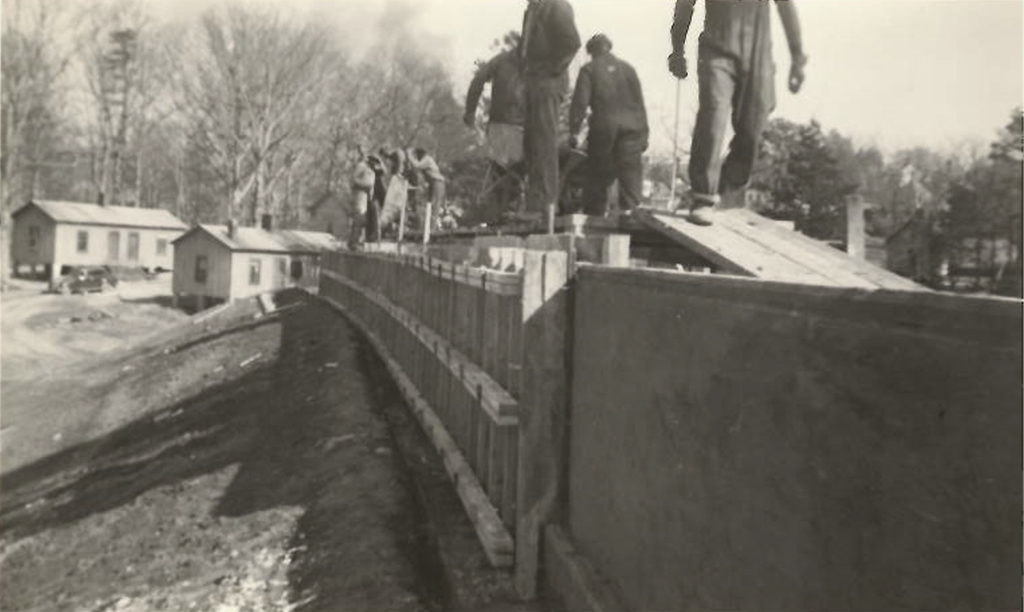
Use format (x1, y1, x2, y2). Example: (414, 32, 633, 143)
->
(567, 267, 1022, 610)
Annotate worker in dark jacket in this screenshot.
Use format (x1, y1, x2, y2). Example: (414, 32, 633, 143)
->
(669, 0, 807, 225)
(519, 0, 580, 221)
(569, 34, 649, 216)
(464, 32, 525, 129)
(465, 33, 527, 222)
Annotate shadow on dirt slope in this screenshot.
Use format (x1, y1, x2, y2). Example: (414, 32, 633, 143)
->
(0, 290, 449, 612)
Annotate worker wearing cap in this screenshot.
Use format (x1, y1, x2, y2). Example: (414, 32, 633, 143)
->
(669, 0, 807, 225)
(519, 0, 581, 222)
(569, 34, 649, 216)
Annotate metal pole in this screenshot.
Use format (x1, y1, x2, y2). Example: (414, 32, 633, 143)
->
(423, 201, 433, 245)
(668, 79, 682, 210)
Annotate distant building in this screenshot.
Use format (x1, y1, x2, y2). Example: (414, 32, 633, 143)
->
(885, 209, 942, 285)
(886, 209, 1020, 294)
(11, 200, 187, 285)
(171, 222, 341, 309)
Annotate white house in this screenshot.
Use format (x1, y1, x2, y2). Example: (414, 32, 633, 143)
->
(171, 223, 341, 309)
(11, 200, 187, 284)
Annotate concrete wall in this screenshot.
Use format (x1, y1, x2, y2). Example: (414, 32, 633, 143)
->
(567, 267, 1021, 610)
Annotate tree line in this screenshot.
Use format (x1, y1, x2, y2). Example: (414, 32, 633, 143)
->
(1, 0, 474, 272)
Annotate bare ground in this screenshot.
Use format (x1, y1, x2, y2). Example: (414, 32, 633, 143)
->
(0, 289, 503, 611)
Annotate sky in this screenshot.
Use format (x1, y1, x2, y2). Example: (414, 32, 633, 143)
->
(152, 0, 1024, 157)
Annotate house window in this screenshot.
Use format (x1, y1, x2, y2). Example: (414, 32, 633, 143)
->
(290, 259, 304, 280)
(127, 232, 140, 262)
(195, 255, 208, 283)
(156, 239, 167, 256)
(77, 231, 89, 253)
(28, 226, 40, 248)
(249, 259, 261, 286)
(278, 257, 288, 277)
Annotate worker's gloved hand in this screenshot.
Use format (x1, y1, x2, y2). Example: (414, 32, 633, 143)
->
(568, 134, 579, 150)
(667, 51, 688, 79)
(463, 113, 475, 128)
(789, 53, 808, 93)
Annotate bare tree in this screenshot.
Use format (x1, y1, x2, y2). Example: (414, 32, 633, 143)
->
(174, 4, 334, 226)
(1, 0, 74, 284)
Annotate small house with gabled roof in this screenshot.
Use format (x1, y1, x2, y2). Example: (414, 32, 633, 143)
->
(11, 200, 187, 284)
(171, 222, 341, 309)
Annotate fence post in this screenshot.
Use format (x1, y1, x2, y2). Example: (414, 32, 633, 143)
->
(515, 249, 571, 600)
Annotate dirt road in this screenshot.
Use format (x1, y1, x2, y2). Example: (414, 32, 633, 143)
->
(1, 277, 184, 382)
(1, 291, 458, 611)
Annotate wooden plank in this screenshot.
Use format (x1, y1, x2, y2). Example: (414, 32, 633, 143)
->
(515, 250, 571, 600)
(635, 210, 841, 285)
(323, 269, 520, 424)
(728, 209, 925, 291)
(709, 210, 880, 289)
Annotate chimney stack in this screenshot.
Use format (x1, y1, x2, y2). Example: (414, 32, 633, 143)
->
(261, 214, 273, 232)
(846, 195, 866, 260)
(227, 218, 237, 240)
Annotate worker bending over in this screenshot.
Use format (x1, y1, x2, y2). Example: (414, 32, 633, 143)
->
(407, 147, 447, 230)
(669, 0, 807, 225)
(569, 33, 649, 216)
(464, 32, 527, 222)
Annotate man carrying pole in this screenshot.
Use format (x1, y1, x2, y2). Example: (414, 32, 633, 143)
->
(669, 0, 807, 225)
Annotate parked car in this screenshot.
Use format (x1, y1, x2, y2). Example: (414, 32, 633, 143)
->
(55, 266, 118, 295)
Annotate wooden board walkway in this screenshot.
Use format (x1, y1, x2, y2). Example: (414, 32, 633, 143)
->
(411, 208, 925, 291)
(633, 209, 926, 291)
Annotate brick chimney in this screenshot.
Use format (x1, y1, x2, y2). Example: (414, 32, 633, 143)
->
(227, 218, 238, 240)
(261, 214, 273, 232)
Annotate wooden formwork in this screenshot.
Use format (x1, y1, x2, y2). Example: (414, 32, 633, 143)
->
(320, 251, 531, 568)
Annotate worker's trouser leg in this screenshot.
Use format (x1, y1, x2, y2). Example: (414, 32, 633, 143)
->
(349, 191, 369, 249)
(366, 198, 381, 242)
(720, 60, 774, 196)
(689, 53, 773, 203)
(614, 128, 647, 211)
(524, 75, 563, 215)
(583, 128, 616, 216)
(428, 180, 446, 209)
(585, 127, 648, 216)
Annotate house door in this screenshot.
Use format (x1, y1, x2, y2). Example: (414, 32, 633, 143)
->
(107, 231, 120, 261)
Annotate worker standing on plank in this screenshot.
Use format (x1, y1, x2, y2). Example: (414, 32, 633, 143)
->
(349, 148, 376, 250)
(669, 0, 807, 225)
(464, 32, 527, 222)
(569, 34, 649, 216)
(519, 0, 581, 223)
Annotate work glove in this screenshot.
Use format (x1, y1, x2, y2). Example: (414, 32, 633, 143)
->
(789, 54, 808, 93)
(667, 51, 688, 79)
(568, 134, 580, 150)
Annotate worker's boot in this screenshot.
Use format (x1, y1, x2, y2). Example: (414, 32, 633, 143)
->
(684, 192, 719, 226)
(687, 203, 716, 226)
